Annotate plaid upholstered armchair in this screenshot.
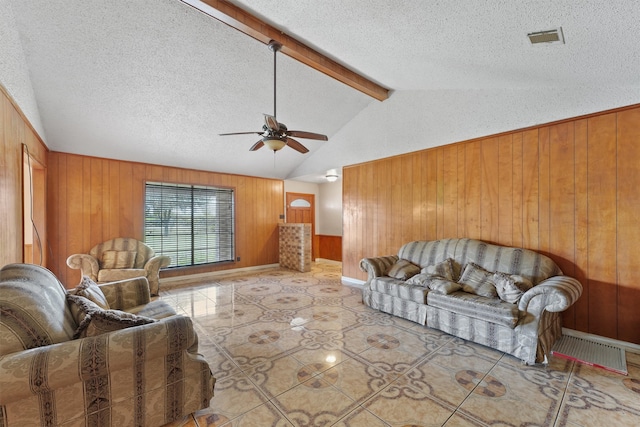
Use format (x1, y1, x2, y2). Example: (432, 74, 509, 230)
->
(0, 263, 215, 427)
(66, 237, 170, 295)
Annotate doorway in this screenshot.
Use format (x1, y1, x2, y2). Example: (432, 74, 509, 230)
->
(286, 192, 315, 259)
(23, 150, 46, 265)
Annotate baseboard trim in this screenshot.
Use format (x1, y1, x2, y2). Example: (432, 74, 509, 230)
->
(342, 276, 365, 287)
(160, 263, 280, 287)
(562, 328, 640, 354)
(315, 258, 342, 265)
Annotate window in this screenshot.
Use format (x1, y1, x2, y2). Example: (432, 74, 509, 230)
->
(144, 182, 234, 267)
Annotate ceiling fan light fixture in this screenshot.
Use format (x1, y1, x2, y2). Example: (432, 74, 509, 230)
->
(264, 137, 286, 151)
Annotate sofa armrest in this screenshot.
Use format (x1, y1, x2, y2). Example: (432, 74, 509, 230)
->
(144, 255, 171, 296)
(359, 255, 398, 281)
(66, 254, 99, 282)
(518, 276, 583, 314)
(0, 315, 198, 405)
(98, 276, 151, 309)
(144, 255, 171, 274)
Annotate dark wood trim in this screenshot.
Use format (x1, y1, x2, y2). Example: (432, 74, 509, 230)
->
(180, 0, 389, 101)
(318, 235, 342, 262)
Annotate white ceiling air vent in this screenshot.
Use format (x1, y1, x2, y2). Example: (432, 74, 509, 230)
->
(527, 27, 564, 45)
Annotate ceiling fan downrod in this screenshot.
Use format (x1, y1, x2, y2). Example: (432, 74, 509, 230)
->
(268, 40, 282, 119)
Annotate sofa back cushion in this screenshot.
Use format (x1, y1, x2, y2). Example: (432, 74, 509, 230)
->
(101, 250, 137, 269)
(397, 239, 459, 273)
(90, 238, 155, 269)
(453, 238, 561, 285)
(0, 264, 76, 356)
(397, 239, 562, 286)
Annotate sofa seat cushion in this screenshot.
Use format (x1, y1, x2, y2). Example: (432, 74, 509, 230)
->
(126, 299, 177, 319)
(370, 277, 430, 304)
(98, 268, 146, 283)
(426, 291, 520, 329)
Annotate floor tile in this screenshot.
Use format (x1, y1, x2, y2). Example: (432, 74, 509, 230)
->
(197, 341, 242, 380)
(209, 401, 293, 427)
(363, 380, 455, 426)
(401, 360, 475, 408)
(332, 406, 390, 427)
(323, 357, 394, 403)
(272, 377, 358, 427)
(207, 371, 270, 421)
(245, 354, 307, 398)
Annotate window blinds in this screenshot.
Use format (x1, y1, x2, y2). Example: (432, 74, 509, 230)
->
(144, 182, 235, 267)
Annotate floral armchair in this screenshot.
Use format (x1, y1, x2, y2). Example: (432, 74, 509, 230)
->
(0, 263, 214, 427)
(66, 237, 170, 295)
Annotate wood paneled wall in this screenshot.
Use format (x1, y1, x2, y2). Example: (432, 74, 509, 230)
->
(47, 152, 284, 287)
(343, 105, 640, 344)
(318, 235, 342, 261)
(1, 86, 48, 268)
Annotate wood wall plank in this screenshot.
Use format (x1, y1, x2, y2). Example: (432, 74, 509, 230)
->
(616, 108, 640, 343)
(548, 122, 576, 329)
(586, 113, 618, 339)
(464, 141, 481, 239)
(511, 133, 524, 248)
(443, 145, 458, 238)
(343, 104, 640, 344)
(573, 119, 589, 333)
(481, 138, 499, 243)
(522, 129, 540, 250)
(498, 135, 513, 246)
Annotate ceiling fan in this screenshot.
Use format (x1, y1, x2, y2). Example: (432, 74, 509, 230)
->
(219, 40, 328, 154)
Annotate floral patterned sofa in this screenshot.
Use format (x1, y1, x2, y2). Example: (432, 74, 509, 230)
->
(0, 263, 214, 427)
(360, 238, 583, 364)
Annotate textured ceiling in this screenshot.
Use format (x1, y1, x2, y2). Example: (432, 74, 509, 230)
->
(7, 0, 640, 182)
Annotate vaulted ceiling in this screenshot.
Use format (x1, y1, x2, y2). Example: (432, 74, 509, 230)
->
(5, 0, 640, 182)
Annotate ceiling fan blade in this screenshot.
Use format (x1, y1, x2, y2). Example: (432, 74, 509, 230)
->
(264, 114, 279, 131)
(285, 137, 309, 154)
(219, 131, 262, 136)
(249, 140, 264, 151)
(287, 130, 328, 141)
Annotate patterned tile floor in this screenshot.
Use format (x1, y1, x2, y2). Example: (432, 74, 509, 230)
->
(161, 261, 640, 427)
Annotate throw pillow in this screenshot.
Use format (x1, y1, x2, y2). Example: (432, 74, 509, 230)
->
(421, 258, 456, 281)
(406, 273, 432, 287)
(428, 278, 462, 295)
(101, 250, 137, 269)
(458, 263, 498, 298)
(75, 309, 156, 339)
(493, 272, 533, 304)
(73, 276, 110, 309)
(66, 293, 101, 326)
(387, 259, 421, 280)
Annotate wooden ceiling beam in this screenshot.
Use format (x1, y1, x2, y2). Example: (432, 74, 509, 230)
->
(180, 0, 389, 101)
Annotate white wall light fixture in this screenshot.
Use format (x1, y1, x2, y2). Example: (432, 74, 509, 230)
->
(325, 169, 339, 182)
